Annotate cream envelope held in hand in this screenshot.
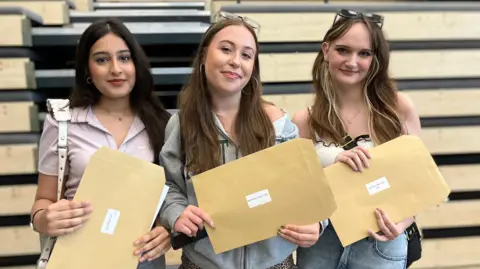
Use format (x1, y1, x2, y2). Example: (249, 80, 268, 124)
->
(192, 138, 338, 254)
(326, 135, 451, 247)
(46, 147, 169, 269)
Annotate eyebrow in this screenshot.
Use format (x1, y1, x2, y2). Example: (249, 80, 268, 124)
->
(92, 49, 131, 57)
(335, 44, 372, 52)
(219, 40, 255, 53)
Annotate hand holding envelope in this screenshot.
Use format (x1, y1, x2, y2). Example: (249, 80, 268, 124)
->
(191, 138, 338, 254)
(325, 135, 451, 247)
(46, 147, 170, 269)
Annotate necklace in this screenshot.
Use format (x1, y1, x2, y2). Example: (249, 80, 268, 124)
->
(97, 107, 128, 122)
(344, 109, 362, 124)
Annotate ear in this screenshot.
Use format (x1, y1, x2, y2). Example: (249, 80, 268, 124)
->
(321, 42, 330, 61)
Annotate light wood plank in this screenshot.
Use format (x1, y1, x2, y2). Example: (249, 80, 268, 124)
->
(0, 102, 39, 132)
(233, 11, 480, 42)
(416, 200, 480, 229)
(411, 237, 480, 268)
(440, 165, 480, 192)
(0, 144, 37, 176)
(407, 89, 480, 117)
(263, 90, 480, 118)
(259, 51, 480, 83)
(263, 93, 314, 116)
(0, 185, 37, 216)
(421, 126, 480, 155)
(0, 1, 69, 25)
(0, 226, 39, 256)
(72, 0, 93, 11)
(0, 15, 31, 47)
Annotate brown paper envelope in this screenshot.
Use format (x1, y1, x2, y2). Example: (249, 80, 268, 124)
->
(192, 138, 338, 254)
(47, 147, 168, 269)
(325, 135, 451, 247)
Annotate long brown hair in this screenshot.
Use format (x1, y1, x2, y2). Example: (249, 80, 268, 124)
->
(70, 19, 170, 163)
(179, 19, 275, 174)
(309, 17, 402, 145)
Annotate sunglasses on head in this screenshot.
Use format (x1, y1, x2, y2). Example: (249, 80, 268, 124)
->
(213, 11, 261, 34)
(333, 9, 384, 29)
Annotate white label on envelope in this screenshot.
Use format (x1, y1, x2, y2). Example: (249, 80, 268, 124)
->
(246, 189, 272, 208)
(101, 209, 121, 235)
(366, 177, 391, 195)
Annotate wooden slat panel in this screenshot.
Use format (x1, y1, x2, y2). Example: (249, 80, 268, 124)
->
(233, 11, 480, 42)
(416, 200, 480, 229)
(259, 51, 480, 83)
(0, 185, 37, 216)
(72, 0, 93, 11)
(0, 15, 31, 47)
(0, 226, 39, 256)
(421, 126, 480, 155)
(0, 266, 36, 269)
(411, 237, 480, 268)
(0, 1, 69, 25)
(263, 94, 314, 116)
(407, 89, 480, 117)
(0, 144, 37, 176)
(263, 90, 480, 118)
(440, 165, 480, 192)
(0, 102, 39, 132)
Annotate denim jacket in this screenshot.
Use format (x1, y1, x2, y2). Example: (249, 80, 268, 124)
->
(159, 112, 328, 269)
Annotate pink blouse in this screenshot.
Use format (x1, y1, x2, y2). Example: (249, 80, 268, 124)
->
(38, 106, 154, 200)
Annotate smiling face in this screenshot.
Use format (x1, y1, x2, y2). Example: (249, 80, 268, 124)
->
(322, 22, 374, 88)
(88, 33, 136, 100)
(203, 25, 256, 96)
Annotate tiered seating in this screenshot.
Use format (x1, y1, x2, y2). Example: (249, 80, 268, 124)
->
(218, 1, 480, 268)
(0, 0, 209, 268)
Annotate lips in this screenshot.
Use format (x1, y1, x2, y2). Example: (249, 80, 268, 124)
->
(340, 69, 358, 75)
(221, 71, 241, 80)
(108, 79, 126, 86)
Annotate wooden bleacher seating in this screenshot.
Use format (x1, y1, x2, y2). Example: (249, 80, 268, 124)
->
(70, 9, 211, 23)
(0, 0, 75, 26)
(217, 1, 480, 269)
(93, 1, 206, 10)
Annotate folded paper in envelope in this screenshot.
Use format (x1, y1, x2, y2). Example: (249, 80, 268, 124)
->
(325, 135, 451, 247)
(46, 147, 169, 269)
(192, 138, 338, 254)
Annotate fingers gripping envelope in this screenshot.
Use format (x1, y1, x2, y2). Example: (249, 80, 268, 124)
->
(191, 138, 338, 254)
(325, 135, 451, 247)
(46, 147, 169, 269)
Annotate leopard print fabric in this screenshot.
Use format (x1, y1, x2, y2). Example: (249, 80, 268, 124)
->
(178, 254, 297, 269)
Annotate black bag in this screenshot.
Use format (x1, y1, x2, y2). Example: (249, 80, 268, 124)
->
(405, 222, 423, 268)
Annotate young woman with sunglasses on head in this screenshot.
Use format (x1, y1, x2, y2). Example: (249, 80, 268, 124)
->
(159, 12, 328, 269)
(31, 19, 172, 268)
(292, 10, 421, 269)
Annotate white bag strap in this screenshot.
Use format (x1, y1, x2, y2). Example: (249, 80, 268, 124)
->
(36, 99, 71, 269)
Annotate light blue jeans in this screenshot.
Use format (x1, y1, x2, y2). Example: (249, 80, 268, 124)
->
(297, 224, 407, 269)
(136, 255, 166, 269)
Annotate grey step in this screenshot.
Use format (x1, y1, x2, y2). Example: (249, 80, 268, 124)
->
(32, 22, 209, 46)
(70, 9, 210, 23)
(35, 67, 192, 88)
(94, 2, 205, 11)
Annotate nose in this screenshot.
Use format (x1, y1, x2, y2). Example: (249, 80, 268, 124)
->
(110, 59, 122, 75)
(229, 52, 241, 68)
(345, 54, 358, 69)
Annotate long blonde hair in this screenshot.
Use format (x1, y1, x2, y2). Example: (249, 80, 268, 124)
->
(309, 17, 402, 145)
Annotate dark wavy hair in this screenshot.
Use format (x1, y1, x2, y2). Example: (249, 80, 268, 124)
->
(70, 18, 170, 162)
